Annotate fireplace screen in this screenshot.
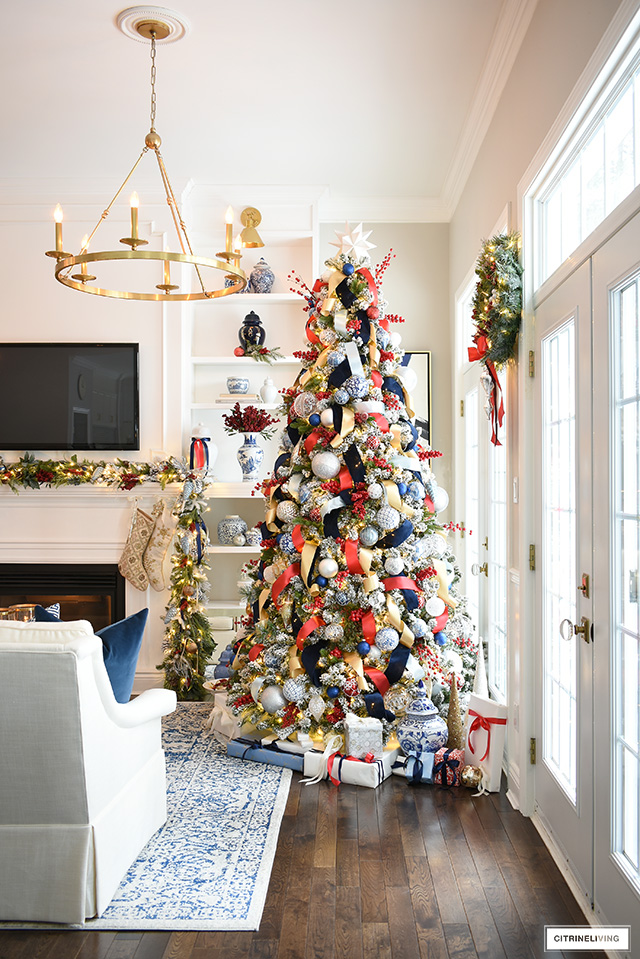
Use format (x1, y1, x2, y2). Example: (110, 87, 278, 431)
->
(0, 564, 126, 631)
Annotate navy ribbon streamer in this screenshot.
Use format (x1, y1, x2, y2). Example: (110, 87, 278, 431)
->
(384, 644, 411, 686)
(300, 640, 327, 687)
(344, 443, 366, 483)
(336, 277, 357, 310)
(382, 375, 405, 403)
(364, 692, 395, 722)
(195, 519, 207, 564)
(274, 452, 290, 475)
(189, 437, 209, 471)
(328, 358, 351, 388)
(433, 749, 461, 788)
(378, 518, 414, 549)
(322, 489, 355, 539)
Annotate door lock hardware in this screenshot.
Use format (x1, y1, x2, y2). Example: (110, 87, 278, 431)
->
(577, 573, 590, 599)
(471, 562, 488, 577)
(559, 616, 591, 643)
(482, 537, 488, 550)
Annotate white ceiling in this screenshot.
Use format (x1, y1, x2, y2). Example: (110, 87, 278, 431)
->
(0, 0, 538, 220)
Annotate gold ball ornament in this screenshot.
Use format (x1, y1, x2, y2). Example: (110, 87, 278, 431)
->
(185, 641, 198, 654)
(182, 584, 196, 597)
(461, 765, 483, 789)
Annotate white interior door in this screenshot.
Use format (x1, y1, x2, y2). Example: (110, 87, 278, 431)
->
(534, 260, 594, 901)
(592, 212, 640, 927)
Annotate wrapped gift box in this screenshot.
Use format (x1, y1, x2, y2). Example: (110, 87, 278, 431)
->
(392, 752, 435, 784)
(433, 747, 464, 787)
(204, 691, 245, 744)
(465, 693, 508, 792)
(303, 742, 400, 788)
(227, 736, 304, 772)
(344, 714, 384, 759)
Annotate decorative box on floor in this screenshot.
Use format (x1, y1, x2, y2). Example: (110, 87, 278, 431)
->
(344, 714, 384, 759)
(433, 747, 464, 787)
(302, 736, 400, 788)
(205, 690, 246, 744)
(392, 751, 435, 784)
(465, 692, 508, 792)
(227, 736, 305, 772)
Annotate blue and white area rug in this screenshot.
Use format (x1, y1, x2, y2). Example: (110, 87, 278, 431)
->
(92, 702, 292, 931)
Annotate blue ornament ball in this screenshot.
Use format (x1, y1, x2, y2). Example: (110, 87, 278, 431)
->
(434, 631, 447, 646)
(315, 575, 328, 587)
(342, 263, 355, 275)
(327, 685, 341, 699)
(309, 413, 321, 427)
(334, 388, 350, 405)
(397, 482, 408, 495)
(357, 641, 371, 656)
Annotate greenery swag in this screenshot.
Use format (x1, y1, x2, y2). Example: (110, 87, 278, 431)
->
(469, 232, 522, 370)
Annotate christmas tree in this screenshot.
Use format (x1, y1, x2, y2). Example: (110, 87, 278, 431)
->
(228, 225, 475, 743)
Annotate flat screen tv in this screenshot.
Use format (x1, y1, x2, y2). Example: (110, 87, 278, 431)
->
(0, 343, 139, 451)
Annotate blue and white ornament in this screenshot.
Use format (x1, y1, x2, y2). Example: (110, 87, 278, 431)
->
(336, 590, 350, 606)
(334, 388, 350, 405)
(344, 375, 368, 399)
(327, 350, 345, 368)
(376, 505, 401, 530)
(283, 677, 307, 703)
(359, 525, 379, 546)
(408, 481, 425, 502)
(410, 618, 428, 638)
(375, 627, 400, 652)
(279, 533, 298, 555)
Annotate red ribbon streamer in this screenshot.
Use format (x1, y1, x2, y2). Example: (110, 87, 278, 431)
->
(305, 430, 322, 454)
(296, 614, 324, 650)
(357, 267, 379, 307)
(362, 611, 377, 641)
(339, 467, 353, 491)
(248, 644, 265, 661)
(468, 336, 504, 446)
(272, 563, 300, 607)
(371, 370, 383, 388)
(345, 539, 365, 575)
(292, 525, 305, 553)
(434, 608, 449, 631)
(382, 576, 419, 593)
(371, 413, 390, 432)
(365, 667, 390, 696)
(467, 709, 507, 762)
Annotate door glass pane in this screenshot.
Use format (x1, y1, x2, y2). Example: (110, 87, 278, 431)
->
(612, 275, 640, 886)
(488, 418, 507, 702)
(542, 318, 577, 803)
(465, 387, 480, 629)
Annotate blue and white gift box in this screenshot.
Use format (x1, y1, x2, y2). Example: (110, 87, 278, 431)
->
(227, 736, 305, 772)
(392, 751, 435, 784)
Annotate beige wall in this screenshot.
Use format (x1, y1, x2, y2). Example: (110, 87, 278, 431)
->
(319, 222, 452, 503)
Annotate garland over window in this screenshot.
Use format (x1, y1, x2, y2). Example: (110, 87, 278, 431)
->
(468, 232, 522, 444)
(0, 453, 214, 700)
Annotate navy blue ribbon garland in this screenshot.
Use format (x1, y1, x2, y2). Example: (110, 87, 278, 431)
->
(344, 443, 366, 483)
(382, 375, 405, 404)
(377, 518, 414, 549)
(336, 277, 357, 310)
(300, 640, 328, 687)
(364, 692, 395, 722)
(384, 644, 411, 686)
(328, 358, 351, 388)
(195, 519, 207, 564)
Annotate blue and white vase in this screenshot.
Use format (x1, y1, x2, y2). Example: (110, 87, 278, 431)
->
(396, 681, 448, 754)
(217, 514, 247, 545)
(227, 376, 250, 395)
(237, 432, 264, 482)
(249, 258, 275, 294)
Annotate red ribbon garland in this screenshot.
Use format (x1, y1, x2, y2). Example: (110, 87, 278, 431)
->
(248, 644, 265, 661)
(362, 610, 377, 641)
(365, 667, 390, 696)
(468, 335, 504, 446)
(371, 370, 383, 389)
(296, 614, 324, 650)
(382, 575, 419, 593)
(357, 267, 379, 307)
(272, 563, 300, 607)
(292, 525, 305, 553)
(304, 430, 322, 454)
(434, 608, 449, 631)
(371, 413, 390, 432)
(339, 467, 353, 491)
(467, 709, 507, 761)
(345, 539, 365, 575)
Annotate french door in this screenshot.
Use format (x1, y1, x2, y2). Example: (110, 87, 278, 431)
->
(534, 214, 640, 926)
(534, 260, 594, 901)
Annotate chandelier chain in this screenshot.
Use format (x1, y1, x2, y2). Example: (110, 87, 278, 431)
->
(149, 33, 157, 130)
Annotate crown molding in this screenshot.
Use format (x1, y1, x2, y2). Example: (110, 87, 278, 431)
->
(442, 0, 540, 218)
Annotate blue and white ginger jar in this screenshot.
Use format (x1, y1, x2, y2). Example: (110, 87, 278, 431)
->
(249, 258, 275, 294)
(396, 682, 448, 754)
(217, 514, 248, 545)
(237, 432, 264, 482)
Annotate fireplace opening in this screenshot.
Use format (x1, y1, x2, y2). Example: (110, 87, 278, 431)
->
(0, 564, 126, 631)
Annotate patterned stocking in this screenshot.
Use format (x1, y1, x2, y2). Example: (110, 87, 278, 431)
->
(143, 500, 177, 591)
(118, 505, 156, 590)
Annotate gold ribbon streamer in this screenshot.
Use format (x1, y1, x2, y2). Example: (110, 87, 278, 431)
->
(363, 573, 379, 593)
(433, 559, 457, 609)
(258, 586, 271, 620)
(344, 651, 368, 691)
(331, 407, 355, 448)
(383, 479, 415, 518)
(301, 540, 321, 596)
(289, 645, 305, 678)
(390, 425, 403, 451)
(386, 596, 416, 648)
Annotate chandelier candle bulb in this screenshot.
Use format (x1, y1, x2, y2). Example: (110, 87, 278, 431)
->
(225, 206, 234, 254)
(54, 204, 63, 252)
(130, 192, 139, 242)
(163, 248, 171, 286)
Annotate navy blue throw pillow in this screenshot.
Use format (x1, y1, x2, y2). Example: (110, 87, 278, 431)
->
(33, 605, 148, 704)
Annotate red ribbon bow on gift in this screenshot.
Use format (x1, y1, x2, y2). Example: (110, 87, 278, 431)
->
(327, 751, 377, 786)
(468, 709, 507, 762)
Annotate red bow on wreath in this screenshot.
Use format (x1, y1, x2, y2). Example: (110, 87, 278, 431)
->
(468, 335, 504, 446)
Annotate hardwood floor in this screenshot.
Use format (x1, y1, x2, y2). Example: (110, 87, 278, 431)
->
(0, 773, 598, 959)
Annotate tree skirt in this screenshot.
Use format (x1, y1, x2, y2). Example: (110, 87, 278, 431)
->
(4, 703, 292, 931)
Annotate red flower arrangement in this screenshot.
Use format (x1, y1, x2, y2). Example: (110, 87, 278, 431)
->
(222, 403, 278, 439)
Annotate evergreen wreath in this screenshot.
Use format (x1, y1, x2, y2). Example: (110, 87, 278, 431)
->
(470, 232, 522, 369)
(0, 453, 214, 700)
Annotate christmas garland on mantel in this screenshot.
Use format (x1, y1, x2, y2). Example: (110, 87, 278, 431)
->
(0, 453, 214, 700)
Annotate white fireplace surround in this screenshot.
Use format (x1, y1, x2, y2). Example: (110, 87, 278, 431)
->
(0, 485, 177, 692)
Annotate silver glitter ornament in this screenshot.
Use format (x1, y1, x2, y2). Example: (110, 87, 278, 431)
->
(293, 391, 317, 417)
(368, 483, 383, 500)
(276, 500, 299, 523)
(311, 450, 341, 479)
(309, 695, 326, 720)
(324, 622, 344, 642)
(260, 685, 287, 713)
(384, 555, 404, 575)
(319, 327, 338, 346)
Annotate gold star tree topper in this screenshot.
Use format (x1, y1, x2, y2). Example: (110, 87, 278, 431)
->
(329, 222, 376, 259)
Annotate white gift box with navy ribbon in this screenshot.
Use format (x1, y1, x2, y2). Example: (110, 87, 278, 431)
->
(302, 734, 400, 788)
(465, 692, 508, 792)
(391, 751, 435, 784)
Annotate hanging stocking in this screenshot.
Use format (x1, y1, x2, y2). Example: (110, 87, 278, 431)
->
(143, 500, 178, 591)
(118, 504, 156, 590)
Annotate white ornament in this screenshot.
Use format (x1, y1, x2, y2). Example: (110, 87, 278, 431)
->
(320, 408, 335, 427)
(425, 596, 446, 617)
(309, 694, 326, 721)
(359, 526, 379, 546)
(250, 676, 267, 702)
(431, 486, 449, 513)
(368, 482, 383, 500)
(293, 391, 317, 417)
(384, 555, 404, 575)
(233, 533, 246, 546)
(276, 500, 299, 523)
(263, 565, 277, 584)
(311, 450, 341, 479)
(442, 649, 463, 676)
(397, 366, 418, 392)
(260, 685, 287, 714)
(318, 558, 339, 578)
(389, 331, 402, 348)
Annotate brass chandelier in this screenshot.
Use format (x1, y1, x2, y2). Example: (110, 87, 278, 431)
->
(45, 7, 250, 301)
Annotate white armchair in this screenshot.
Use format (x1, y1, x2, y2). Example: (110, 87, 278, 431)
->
(0, 619, 177, 924)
